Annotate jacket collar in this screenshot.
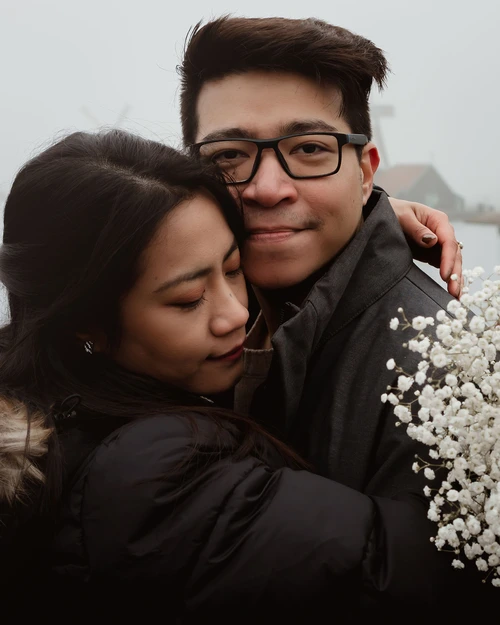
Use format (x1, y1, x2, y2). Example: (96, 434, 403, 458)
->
(267, 189, 414, 427)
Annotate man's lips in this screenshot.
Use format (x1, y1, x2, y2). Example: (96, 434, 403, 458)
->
(247, 226, 303, 233)
(207, 343, 245, 361)
(247, 228, 305, 242)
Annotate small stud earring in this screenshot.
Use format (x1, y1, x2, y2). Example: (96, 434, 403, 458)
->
(84, 340, 94, 355)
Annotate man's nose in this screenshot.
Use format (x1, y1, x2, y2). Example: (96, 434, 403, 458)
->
(241, 149, 298, 208)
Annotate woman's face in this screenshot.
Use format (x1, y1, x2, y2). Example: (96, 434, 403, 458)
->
(111, 193, 249, 395)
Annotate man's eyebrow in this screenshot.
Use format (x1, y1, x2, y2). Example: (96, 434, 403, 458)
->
(198, 120, 339, 143)
(198, 128, 254, 143)
(279, 119, 340, 135)
(153, 239, 239, 294)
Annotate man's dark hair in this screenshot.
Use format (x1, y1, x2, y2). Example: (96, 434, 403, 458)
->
(179, 15, 389, 146)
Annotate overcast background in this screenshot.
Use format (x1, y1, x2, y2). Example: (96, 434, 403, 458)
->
(2, 0, 499, 203)
(0, 0, 499, 307)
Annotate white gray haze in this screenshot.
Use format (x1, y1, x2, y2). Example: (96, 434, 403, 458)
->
(0, 0, 499, 312)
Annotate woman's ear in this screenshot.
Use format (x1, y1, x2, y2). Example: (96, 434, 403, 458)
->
(75, 330, 107, 353)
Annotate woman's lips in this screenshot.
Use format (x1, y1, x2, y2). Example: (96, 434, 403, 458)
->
(207, 344, 245, 362)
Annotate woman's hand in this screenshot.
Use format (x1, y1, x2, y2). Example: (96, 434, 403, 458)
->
(389, 197, 462, 298)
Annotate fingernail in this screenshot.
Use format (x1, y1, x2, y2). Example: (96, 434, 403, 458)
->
(421, 234, 437, 243)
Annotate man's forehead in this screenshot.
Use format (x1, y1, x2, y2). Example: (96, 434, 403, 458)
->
(194, 70, 347, 142)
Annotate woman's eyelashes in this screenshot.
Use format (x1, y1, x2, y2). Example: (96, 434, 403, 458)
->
(174, 294, 207, 311)
(171, 264, 242, 311)
(226, 266, 243, 278)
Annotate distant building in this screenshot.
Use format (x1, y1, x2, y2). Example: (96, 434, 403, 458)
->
(461, 211, 500, 226)
(375, 164, 465, 214)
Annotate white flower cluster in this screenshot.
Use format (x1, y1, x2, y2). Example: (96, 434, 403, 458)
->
(382, 266, 500, 587)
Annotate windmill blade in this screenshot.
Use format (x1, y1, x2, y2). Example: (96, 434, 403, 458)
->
(370, 104, 395, 169)
(115, 104, 131, 128)
(80, 106, 102, 126)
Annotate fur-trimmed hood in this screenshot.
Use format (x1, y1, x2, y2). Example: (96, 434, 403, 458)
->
(0, 398, 51, 504)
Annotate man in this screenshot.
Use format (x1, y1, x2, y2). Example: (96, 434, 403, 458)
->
(177, 16, 460, 498)
(175, 23, 500, 616)
(179, 18, 462, 298)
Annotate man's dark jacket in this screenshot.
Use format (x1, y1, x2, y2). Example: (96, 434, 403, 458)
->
(250, 190, 500, 611)
(251, 189, 453, 497)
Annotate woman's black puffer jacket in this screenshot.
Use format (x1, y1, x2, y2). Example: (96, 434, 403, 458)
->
(26, 409, 465, 624)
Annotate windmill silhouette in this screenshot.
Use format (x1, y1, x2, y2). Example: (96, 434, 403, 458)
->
(80, 104, 131, 129)
(0, 105, 131, 205)
(371, 104, 394, 169)
(0, 105, 132, 211)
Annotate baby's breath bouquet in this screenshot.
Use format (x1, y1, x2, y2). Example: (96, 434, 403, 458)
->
(383, 266, 500, 587)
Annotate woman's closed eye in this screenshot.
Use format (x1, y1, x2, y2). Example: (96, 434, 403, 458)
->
(226, 266, 243, 278)
(173, 294, 207, 311)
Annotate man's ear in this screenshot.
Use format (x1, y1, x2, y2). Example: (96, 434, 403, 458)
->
(75, 330, 107, 353)
(360, 142, 380, 205)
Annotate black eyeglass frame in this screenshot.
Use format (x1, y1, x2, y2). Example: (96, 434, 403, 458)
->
(192, 132, 369, 185)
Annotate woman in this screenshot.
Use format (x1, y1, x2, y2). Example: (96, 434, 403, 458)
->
(0, 129, 458, 622)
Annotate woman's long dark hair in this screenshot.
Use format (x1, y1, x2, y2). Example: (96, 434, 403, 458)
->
(0, 129, 305, 518)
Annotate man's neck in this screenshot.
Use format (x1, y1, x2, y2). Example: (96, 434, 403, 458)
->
(251, 270, 322, 343)
(248, 208, 368, 345)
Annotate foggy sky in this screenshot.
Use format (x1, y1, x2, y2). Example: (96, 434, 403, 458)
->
(1, 0, 499, 209)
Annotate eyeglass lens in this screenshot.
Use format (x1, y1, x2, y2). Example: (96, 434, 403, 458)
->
(198, 134, 341, 182)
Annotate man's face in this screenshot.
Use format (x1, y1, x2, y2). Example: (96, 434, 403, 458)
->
(195, 70, 380, 290)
